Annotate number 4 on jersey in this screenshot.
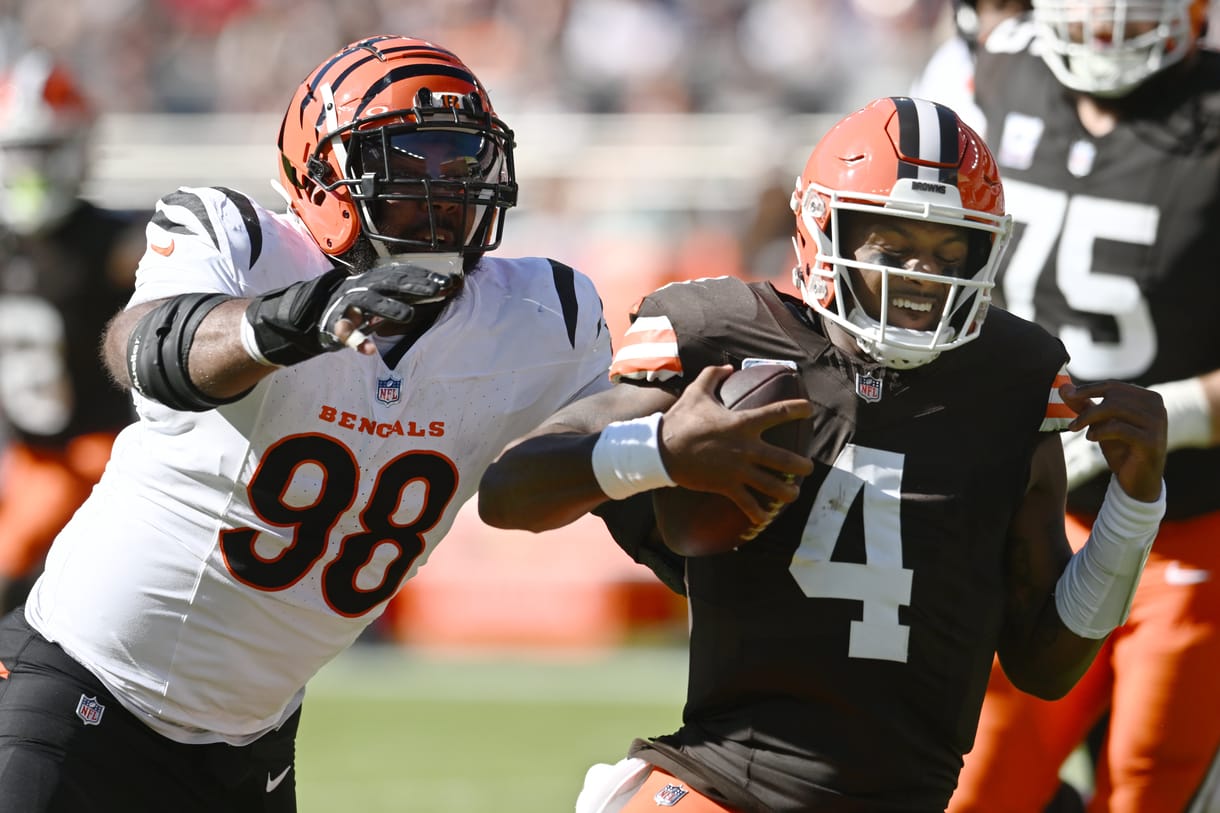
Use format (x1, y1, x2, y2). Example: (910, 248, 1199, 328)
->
(788, 444, 914, 663)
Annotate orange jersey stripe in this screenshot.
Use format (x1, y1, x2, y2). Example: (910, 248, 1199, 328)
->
(610, 315, 682, 382)
(1041, 368, 1077, 431)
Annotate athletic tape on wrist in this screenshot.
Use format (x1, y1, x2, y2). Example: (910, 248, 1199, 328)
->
(1151, 377, 1212, 450)
(1055, 475, 1166, 639)
(239, 314, 279, 367)
(590, 412, 677, 500)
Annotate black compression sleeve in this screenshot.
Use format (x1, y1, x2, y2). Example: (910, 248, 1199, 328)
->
(126, 293, 251, 412)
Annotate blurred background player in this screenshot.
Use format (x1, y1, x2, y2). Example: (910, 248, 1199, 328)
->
(0, 46, 142, 612)
(913, 2, 1220, 811)
(910, 0, 1034, 134)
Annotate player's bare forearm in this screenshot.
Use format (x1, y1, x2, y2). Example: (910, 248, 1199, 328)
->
(479, 430, 613, 531)
(995, 434, 1096, 698)
(996, 533, 1105, 700)
(482, 367, 816, 532)
(102, 298, 277, 398)
(1000, 611, 1107, 700)
(999, 381, 1168, 699)
(479, 384, 674, 532)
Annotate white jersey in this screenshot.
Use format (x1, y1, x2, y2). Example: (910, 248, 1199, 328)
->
(909, 34, 989, 139)
(26, 186, 612, 745)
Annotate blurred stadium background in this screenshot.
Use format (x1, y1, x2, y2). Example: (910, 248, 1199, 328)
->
(0, 0, 1112, 809)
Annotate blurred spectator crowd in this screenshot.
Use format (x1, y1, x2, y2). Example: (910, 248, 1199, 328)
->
(2, 0, 951, 117)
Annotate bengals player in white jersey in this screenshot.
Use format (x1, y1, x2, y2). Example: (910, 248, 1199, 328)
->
(913, 2, 1220, 811)
(0, 35, 621, 812)
(478, 97, 1169, 813)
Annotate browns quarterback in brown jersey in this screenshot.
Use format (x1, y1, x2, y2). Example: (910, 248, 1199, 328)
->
(479, 96, 1169, 812)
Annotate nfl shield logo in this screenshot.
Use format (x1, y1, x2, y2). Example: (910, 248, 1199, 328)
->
(855, 371, 883, 403)
(76, 694, 105, 726)
(376, 376, 402, 406)
(654, 783, 689, 806)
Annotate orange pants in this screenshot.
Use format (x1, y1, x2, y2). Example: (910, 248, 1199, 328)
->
(620, 768, 739, 812)
(949, 510, 1220, 813)
(0, 433, 116, 579)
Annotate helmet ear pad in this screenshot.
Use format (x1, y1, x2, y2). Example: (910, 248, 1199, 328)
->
(279, 148, 359, 257)
(790, 181, 839, 312)
(303, 186, 359, 257)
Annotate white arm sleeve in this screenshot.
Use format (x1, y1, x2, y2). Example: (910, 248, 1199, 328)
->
(1055, 476, 1166, 639)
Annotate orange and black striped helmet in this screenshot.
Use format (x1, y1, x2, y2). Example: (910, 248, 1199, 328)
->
(789, 96, 1012, 369)
(276, 35, 516, 265)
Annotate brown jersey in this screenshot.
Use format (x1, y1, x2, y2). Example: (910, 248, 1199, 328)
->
(0, 202, 139, 445)
(612, 277, 1069, 813)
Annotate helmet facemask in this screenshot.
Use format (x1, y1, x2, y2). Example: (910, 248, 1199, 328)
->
(793, 177, 1011, 370)
(307, 87, 516, 274)
(1033, 0, 1200, 96)
(789, 96, 1012, 370)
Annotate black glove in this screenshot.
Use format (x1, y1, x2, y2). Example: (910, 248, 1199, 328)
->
(246, 260, 460, 366)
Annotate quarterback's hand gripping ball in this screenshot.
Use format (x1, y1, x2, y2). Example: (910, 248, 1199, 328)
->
(653, 364, 814, 556)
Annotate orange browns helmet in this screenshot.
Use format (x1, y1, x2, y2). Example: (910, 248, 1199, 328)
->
(0, 49, 94, 235)
(276, 35, 517, 266)
(790, 96, 1012, 370)
(1032, 0, 1209, 97)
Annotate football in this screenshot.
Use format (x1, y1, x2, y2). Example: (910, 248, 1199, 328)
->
(653, 364, 813, 557)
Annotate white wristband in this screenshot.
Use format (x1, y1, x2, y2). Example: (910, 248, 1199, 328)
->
(590, 412, 677, 500)
(239, 314, 279, 367)
(1150, 377, 1212, 450)
(1055, 475, 1166, 639)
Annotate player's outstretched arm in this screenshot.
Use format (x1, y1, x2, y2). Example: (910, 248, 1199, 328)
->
(478, 365, 814, 533)
(103, 298, 278, 401)
(101, 261, 458, 411)
(997, 381, 1167, 699)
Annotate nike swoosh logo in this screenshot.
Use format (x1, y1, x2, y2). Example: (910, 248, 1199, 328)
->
(1165, 561, 1211, 586)
(150, 239, 175, 257)
(266, 766, 291, 793)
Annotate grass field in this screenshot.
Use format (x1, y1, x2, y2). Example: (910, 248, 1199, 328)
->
(297, 642, 1093, 812)
(296, 643, 688, 813)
